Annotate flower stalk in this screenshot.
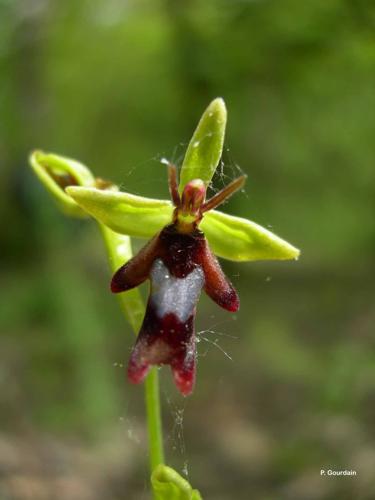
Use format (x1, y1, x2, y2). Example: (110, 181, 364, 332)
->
(145, 368, 165, 471)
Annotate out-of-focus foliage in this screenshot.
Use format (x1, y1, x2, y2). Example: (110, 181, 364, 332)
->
(1, 1, 375, 499)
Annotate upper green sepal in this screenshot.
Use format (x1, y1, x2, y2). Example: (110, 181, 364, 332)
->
(29, 150, 95, 217)
(151, 465, 202, 500)
(66, 187, 299, 262)
(179, 98, 227, 192)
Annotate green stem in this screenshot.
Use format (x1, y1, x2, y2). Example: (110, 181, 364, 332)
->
(145, 368, 165, 470)
(99, 224, 165, 482)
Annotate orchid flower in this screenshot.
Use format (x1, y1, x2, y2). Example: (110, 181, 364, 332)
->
(60, 98, 300, 395)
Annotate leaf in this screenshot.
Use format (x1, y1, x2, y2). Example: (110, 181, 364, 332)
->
(202, 210, 300, 261)
(66, 186, 173, 237)
(179, 98, 227, 192)
(151, 465, 202, 500)
(29, 150, 95, 217)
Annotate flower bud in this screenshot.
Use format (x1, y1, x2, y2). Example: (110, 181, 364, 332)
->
(29, 150, 95, 217)
(151, 464, 202, 499)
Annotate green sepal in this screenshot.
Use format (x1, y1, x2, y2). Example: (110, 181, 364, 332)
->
(29, 150, 95, 217)
(151, 465, 202, 500)
(201, 210, 300, 261)
(66, 186, 174, 237)
(66, 187, 299, 262)
(179, 98, 227, 192)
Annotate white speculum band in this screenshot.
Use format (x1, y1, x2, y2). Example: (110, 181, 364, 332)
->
(150, 259, 205, 323)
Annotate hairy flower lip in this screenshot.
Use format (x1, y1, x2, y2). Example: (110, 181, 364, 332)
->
(127, 308, 197, 395)
(111, 220, 240, 395)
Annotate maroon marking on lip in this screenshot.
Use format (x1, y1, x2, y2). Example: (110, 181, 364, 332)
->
(127, 303, 197, 396)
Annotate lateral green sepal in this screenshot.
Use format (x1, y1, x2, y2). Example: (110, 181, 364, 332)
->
(202, 210, 300, 261)
(66, 186, 173, 237)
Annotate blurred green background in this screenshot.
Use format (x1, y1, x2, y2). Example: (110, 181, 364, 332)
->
(1, 1, 375, 499)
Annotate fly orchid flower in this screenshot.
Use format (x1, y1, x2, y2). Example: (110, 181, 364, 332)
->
(110, 165, 245, 395)
(63, 98, 300, 396)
